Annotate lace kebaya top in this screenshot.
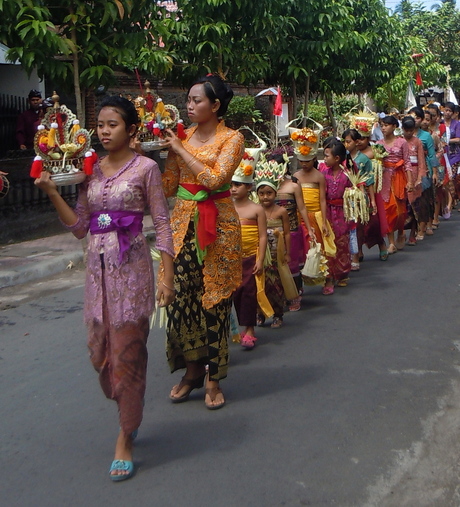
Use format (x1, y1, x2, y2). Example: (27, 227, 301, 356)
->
(66, 154, 174, 327)
(162, 121, 245, 309)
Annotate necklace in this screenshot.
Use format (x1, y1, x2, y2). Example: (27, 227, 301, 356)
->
(195, 130, 215, 143)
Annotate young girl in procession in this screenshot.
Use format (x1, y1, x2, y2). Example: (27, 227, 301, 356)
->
(443, 102, 460, 213)
(34, 96, 175, 481)
(376, 115, 413, 253)
(425, 104, 445, 228)
(319, 140, 352, 294)
(230, 160, 269, 349)
(408, 106, 440, 238)
(161, 74, 244, 411)
(290, 126, 330, 250)
(401, 116, 426, 245)
(254, 161, 291, 328)
(342, 125, 388, 264)
(272, 154, 315, 311)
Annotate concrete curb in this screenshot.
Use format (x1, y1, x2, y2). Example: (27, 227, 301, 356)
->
(0, 214, 157, 289)
(0, 249, 84, 288)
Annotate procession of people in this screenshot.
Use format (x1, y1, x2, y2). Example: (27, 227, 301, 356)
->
(32, 73, 460, 482)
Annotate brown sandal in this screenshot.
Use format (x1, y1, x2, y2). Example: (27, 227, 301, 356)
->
(205, 386, 226, 410)
(169, 373, 206, 403)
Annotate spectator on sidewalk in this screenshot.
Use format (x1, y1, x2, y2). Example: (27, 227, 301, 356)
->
(16, 89, 43, 150)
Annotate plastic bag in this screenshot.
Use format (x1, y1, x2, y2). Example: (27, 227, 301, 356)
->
(302, 241, 322, 278)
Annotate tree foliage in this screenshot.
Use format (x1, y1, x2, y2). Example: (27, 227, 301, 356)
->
(159, 0, 297, 86)
(2, 0, 460, 127)
(0, 0, 174, 122)
(375, 0, 460, 109)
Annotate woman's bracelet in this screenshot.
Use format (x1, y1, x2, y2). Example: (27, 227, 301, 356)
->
(162, 281, 175, 291)
(189, 157, 198, 169)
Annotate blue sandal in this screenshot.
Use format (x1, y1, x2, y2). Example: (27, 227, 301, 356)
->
(109, 459, 134, 482)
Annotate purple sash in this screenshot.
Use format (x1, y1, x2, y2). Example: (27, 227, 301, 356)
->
(89, 210, 144, 264)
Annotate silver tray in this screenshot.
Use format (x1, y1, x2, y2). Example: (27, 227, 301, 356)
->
(140, 140, 167, 152)
(51, 171, 87, 186)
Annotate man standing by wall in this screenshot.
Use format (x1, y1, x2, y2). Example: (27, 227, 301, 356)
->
(16, 89, 42, 150)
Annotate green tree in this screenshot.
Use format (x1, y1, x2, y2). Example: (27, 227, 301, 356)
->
(0, 0, 175, 124)
(160, 0, 296, 86)
(373, 37, 446, 111)
(392, 1, 460, 96)
(263, 0, 408, 130)
(431, 0, 456, 11)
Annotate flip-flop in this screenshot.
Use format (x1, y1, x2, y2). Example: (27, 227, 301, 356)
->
(169, 373, 206, 403)
(379, 250, 389, 261)
(109, 460, 134, 482)
(387, 244, 397, 254)
(205, 386, 226, 410)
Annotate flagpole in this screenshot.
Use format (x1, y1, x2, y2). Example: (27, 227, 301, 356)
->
(275, 115, 278, 147)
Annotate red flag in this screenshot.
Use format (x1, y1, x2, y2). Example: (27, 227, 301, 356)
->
(273, 86, 283, 116)
(415, 70, 423, 87)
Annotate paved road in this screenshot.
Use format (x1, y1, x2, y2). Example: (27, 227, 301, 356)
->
(2, 216, 460, 506)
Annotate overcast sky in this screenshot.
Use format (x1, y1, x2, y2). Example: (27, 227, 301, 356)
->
(384, 0, 459, 10)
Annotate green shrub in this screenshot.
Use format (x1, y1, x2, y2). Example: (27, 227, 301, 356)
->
(225, 95, 262, 129)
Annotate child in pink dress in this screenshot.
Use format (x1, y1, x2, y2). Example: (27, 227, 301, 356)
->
(318, 140, 352, 295)
(401, 116, 426, 245)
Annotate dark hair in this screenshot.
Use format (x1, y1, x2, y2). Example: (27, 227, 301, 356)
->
(322, 136, 341, 149)
(426, 104, 440, 117)
(402, 116, 416, 130)
(98, 96, 139, 133)
(444, 101, 456, 112)
(230, 180, 252, 188)
(267, 153, 285, 164)
(28, 89, 42, 99)
(342, 128, 362, 141)
(408, 106, 424, 120)
(189, 74, 234, 116)
(381, 115, 399, 126)
(325, 139, 346, 163)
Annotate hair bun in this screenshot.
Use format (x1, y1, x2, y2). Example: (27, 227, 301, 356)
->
(191, 74, 235, 117)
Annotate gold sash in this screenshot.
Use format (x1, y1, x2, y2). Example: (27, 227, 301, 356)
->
(240, 223, 274, 318)
(301, 184, 321, 212)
